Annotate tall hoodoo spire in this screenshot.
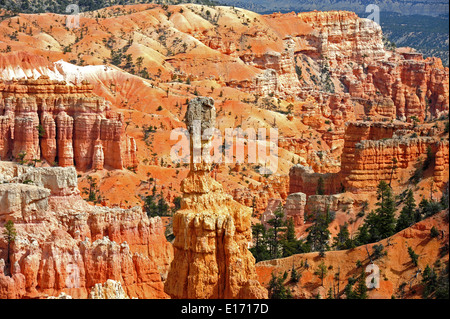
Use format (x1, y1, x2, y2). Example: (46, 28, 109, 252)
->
(164, 97, 268, 299)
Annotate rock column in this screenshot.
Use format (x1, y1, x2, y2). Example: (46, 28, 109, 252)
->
(164, 97, 267, 299)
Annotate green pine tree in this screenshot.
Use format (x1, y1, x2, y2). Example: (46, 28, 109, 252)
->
(250, 223, 271, 262)
(374, 181, 397, 239)
(407, 246, 419, 267)
(306, 208, 331, 252)
(314, 261, 328, 286)
(280, 218, 307, 257)
(268, 272, 293, 299)
(290, 263, 301, 283)
(395, 189, 416, 232)
(2, 220, 17, 275)
(332, 222, 353, 250)
(316, 176, 325, 195)
(354, 271, 368, 299)
(267, 205, 287, 259)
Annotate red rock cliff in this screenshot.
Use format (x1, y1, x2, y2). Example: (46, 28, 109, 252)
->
(0, 161, 172, 299)
(0, 75, 137, 171)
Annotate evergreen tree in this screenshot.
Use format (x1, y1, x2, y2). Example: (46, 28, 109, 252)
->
(354, 271, 368, 299)
(2, 220, 16, 275)
(250, 223, 271, 262)
(314, 261, 328, 286)
(440, 183, 449, 210)
(266, 206, 286, 259)
(316, 176, 325, 195)
(354, 222, 370, 246)
(306, 211, 331, 252)
(82, 176, 102, 204)
(419, 198, 442, 218)
(345, 272, 368, 299)
(430, 226, 440, 238)
(344, 277, 357, 299)
(267, 272, 293, 299)
(375, 181, 397, 239)
(407, 246, 419, 267)
(290, 263, 301, 283)
(144, 192, 169, 217)
(421, 265, 438, 298)
(395, 189, 416, 232)
(144, 194, 158, 217)
(371, 244, 386, 260)
(332, 222, 353, 250)
(157, 192, 169, 216)
(327, 287, 334, 299)
(356, 181, 397, 245)
(280, 218, 308, 257)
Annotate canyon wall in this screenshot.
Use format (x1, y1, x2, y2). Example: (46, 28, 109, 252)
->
(0, 76, 137, 171)
(261, 11, 449, 122)
(290, 121, 449, 195)
(0, 161, 171, 299)
(289, 164, 342, 196)
(342, 54, 450, 122)
(340, 121, 449, 192)
(232, 174, 289, 216)
(295, 11, 385, 64)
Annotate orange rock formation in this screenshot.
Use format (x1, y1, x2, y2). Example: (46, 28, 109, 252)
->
(0, 62, 137, 171)
(0, 161, 171, 299)
(290, 121, 449, 194)
(164, 97, 267, 299)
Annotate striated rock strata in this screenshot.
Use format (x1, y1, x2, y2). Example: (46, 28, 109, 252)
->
(290, 121, 449, 195)
(0, 161, 172, 299)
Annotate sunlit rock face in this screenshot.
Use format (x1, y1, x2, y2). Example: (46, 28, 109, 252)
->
(0, 76, 137, 171)
(0, 161, 172, 299)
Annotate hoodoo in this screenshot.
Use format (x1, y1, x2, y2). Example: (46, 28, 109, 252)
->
(164, 97, 268, 299)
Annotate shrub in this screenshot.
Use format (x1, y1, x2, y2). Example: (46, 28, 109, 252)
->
(268, 272, 293, 299)
(372, 244, 386, 260)
(430, 226, 440, 238)
(408, 246, 419, 267)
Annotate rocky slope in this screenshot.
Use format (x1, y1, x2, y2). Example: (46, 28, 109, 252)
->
(0, 3, 448, 300)
(256, 210, 449, 299)
(0, 160, 172, 299)
(0, 6, 447, 208)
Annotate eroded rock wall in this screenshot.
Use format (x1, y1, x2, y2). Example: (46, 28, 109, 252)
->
(0, 161, 172, 299)
(0, 77, 137, 171)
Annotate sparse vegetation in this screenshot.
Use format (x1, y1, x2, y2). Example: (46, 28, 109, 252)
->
(82, 176, 102, 204)
(408, 246, 419, 267)
(314, 261, 328, 286)
(267, 272, 293, 299)
(2, 220, 17, 275)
